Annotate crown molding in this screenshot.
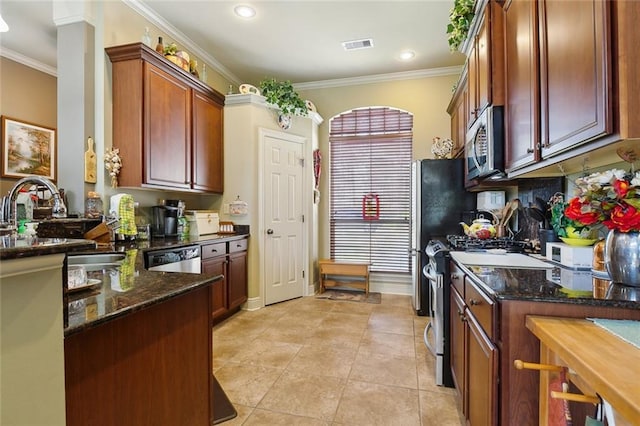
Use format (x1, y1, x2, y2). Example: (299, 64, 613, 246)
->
(0, 47, 57, 77)
(293, 66, 463, 90)
(123, 0, 241, 85)
(224, 94, 323, 124)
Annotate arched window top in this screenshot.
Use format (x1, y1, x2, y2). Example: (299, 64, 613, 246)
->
(330, 107, 413, 138)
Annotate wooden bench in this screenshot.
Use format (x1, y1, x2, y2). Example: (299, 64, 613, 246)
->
(318, 259, 370, 295)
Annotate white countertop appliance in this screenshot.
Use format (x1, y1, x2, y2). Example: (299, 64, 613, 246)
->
(546, 242, 593, 269)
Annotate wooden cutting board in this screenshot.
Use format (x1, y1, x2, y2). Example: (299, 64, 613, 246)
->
(84, 137, 97, 183)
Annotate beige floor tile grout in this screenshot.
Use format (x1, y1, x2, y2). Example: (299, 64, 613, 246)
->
(213, 294, 462, 425)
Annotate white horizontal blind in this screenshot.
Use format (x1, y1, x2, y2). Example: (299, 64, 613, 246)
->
(329, 107, 413, 273)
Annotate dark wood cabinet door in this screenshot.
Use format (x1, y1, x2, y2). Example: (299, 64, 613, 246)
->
(504, 0, 540, 172)
(450, 286, 467, 413)
(466, 313, 498, 426)
(192, 89, 223, 193)
(538, 0, 612, 157)
(448, 70, 468, 156)
(144, 62, 191, 189)
(202, 256, 228, 319)
(227, 251, 248, 309)
(467, 42, 479, 127)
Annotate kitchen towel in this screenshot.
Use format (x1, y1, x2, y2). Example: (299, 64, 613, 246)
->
(589, 318, 640, 349)
(117, 194, 137, 236)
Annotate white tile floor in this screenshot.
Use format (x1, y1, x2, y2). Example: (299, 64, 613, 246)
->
(213, 293, 464, 425)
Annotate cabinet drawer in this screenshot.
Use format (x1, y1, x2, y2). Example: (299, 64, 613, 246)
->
(229, 238, 248, 253)
(202, 242, 227, 259)
(465, 277, 495, 340)
(450, 262, 465, 298)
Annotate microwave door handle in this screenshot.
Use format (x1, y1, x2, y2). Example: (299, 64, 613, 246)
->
(471, 130, 483, 172)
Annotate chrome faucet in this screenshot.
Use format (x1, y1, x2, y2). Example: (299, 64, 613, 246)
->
(0, 176, 67, 229)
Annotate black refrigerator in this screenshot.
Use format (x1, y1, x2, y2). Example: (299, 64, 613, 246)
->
(410, 159, 476, 315)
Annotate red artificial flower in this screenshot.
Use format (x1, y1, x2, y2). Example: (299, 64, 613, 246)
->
(564, 197, 600, 226)
(603, 203, 640, 233)
(613, 179, 630, 199)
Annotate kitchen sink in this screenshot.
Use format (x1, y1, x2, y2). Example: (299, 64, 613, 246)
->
(67, 252, 126, 271)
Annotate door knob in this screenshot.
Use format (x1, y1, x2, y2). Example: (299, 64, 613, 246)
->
(267, 229, 274, 235)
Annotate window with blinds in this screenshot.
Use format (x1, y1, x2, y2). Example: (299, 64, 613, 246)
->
(329, 107, 413, 274)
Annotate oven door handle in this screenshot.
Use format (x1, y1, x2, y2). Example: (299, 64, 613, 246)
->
(423, 321, 436, 356)
(423, 269, 439, 284)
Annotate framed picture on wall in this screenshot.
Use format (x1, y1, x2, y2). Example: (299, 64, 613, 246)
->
(1, 116, 56, 181)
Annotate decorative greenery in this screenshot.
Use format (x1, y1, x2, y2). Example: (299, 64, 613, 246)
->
(163, 42, 178, 56)
(446, 0, 475, 52)
(259, 78, 308, 116)
(549, 193, 594, 238)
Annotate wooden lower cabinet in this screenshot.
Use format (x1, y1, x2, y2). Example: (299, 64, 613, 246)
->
(450, 279, 498, 425)
(450, 286, 466, 412)
(466, 313, 498, 426)
(204, 255, 228, 319)
(65, 285, 214, 426)
(202, 238, 248, 322)
(227, 250, 248, 310)
(450, 261, 640, 425)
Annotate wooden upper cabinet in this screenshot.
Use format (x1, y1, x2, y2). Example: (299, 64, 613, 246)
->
(538, 0, 612, 157)
(447, 68, 468, 156)
(144, 63, 192, 190)
(503, 0, 540, 172)
(192, 88, 223, 192)
(106, 43, 225, 193)
(467, 0, 505, 128)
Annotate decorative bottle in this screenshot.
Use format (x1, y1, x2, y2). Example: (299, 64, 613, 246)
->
(142, 27, 152, 48)
(155, 36, 164, 54)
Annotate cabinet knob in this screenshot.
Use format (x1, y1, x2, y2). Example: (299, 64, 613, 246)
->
(267, 229, 274, 235)
(526, 148, 534, 154)
(469, 299, 480, 306)
(451, 274, 460, 280)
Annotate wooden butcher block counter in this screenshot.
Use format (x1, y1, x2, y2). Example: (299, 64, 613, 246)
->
(526, 316, 640, 425)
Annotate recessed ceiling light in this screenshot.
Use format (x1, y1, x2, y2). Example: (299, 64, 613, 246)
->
(399, 50, 415, 61)
(234, 5, 256, 19)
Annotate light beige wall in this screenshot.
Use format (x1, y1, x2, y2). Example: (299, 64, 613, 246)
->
(224, 98, 317, 304)
(0, 57, 57, 194)
(297, 74, 460, 259)
(102, 1, 231, 94)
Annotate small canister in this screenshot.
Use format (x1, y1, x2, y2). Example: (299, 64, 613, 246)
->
(85, 191, 104, 219)
(592, 240, 610, 298)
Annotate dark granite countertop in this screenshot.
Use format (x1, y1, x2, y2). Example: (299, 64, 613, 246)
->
(0, 236, 96, 260)
(453, 260, 640, 309)
(64, 248, 223, 336)
(0, 231, 248, 336)
(63, 233, 249, 336)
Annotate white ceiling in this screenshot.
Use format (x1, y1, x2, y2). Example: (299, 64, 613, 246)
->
(0, 0, 465, 85)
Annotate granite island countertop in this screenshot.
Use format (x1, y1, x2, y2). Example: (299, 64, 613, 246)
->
(0, 232, 249, 336)
(453, 260, 640, 310)
(64, 247, 223, 336)
(63, 233, 249, 336)
(0, 236, 96, 260)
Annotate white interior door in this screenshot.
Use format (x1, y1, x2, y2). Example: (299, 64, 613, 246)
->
(262, 130, 305, 305)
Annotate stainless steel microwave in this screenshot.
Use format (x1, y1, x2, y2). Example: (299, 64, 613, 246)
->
(465, 105, 504, 181)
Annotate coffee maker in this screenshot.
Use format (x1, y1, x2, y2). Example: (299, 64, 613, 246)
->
(151, 200, 182, 238)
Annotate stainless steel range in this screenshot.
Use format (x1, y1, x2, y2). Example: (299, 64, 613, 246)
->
(423, 236, 532, 387)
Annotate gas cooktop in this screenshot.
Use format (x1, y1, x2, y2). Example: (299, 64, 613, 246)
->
(446, 235, 533, 253)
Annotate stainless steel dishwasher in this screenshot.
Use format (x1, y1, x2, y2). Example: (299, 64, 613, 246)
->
(144, 245, 201, 274)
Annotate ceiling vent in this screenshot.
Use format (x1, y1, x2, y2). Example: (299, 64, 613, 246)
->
(342, 38, 374, 51)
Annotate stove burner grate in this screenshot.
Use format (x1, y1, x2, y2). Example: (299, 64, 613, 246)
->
(446, 235, 532, 252)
